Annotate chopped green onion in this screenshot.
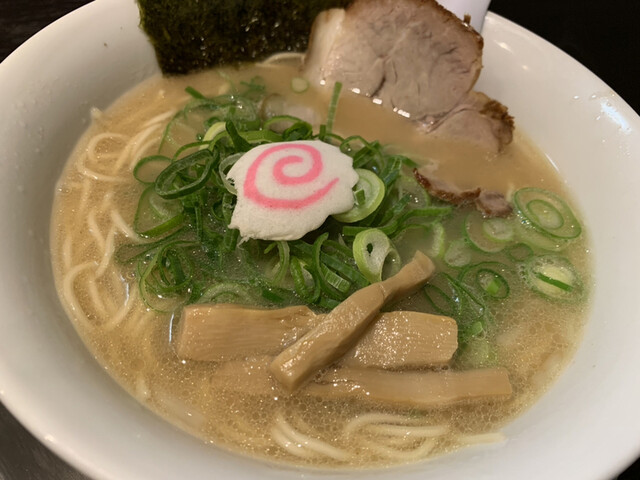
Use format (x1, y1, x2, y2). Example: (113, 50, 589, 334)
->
(352, 228, 400, 283)
(514, 218, 569, 252)
(138, 243, 194, 311)
(397, 205, 453, 224)
(371, 194, 411, 230)
(425, 222, 447, 258)
(523, 255, 583, 301)
(528, 199, 564, 229)
(154, 149, 216, 199)
(263, 115, 306, 133)
(281, 120, 313, 141)
(333, 169, 385, 223)
(133, 155, 171, 184)
(200, 121, 227, 149)
(199, 281, 255, 304)
(462, 321, 485, 342)
(122, 79, 589, 321)
(290, 240, 368, 290)
(424, 286, 458, 318)
(312, 233, 350, 300)
(423, 273, 490, 343)
(115, 229, 189, 265)
(339, 135, 369, 156)
(260, 286, 289, 304)
(482, 217, 515, 243)
(225, 120, 252, 152)
(325, 81, 342, 135)
(394, 174, 431, 207)
(464, 211, 507, 253)
(354, 188, 366, 206)
(271, 241, 290, 286)
(218, 153, 242, 194)
(320, 263, 351, 293)
(478, 270, 507, 297)
(290, 76, 309, 93)
(459, 262, 514, 300)
(290, 257, 320, 304)
(221, 227, 239, 253)
(514, 187, 582, 239)
(185, 86, 206, 99)
(393, 222, 446, 260)
(444, 238, 472, 268)
(134, 186, 184, 238)
(172, 141, 210, 161)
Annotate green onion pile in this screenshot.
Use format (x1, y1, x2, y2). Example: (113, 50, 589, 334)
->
(423, 186, 586, 346)
(116, 76, 587, 348)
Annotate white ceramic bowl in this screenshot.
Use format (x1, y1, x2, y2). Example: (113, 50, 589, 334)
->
(1, 1, 639, 479)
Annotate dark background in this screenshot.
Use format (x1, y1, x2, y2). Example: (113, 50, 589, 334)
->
(0, 0, 638, 479)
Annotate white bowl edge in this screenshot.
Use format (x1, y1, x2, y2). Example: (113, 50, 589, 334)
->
(0, 3, 639, 480)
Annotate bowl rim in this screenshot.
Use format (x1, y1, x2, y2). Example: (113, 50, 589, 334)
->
(1, 1, 640, 479)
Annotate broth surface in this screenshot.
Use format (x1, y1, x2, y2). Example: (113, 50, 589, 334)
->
(51, 63, 590, 467)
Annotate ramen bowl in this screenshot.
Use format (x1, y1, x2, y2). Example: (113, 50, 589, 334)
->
(0, 0, 639, 479)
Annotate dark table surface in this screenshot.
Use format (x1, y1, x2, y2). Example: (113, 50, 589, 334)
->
(1, 1, 639, 479)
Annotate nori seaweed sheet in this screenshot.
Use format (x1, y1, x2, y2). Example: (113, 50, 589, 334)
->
(137, 0, 353, 75)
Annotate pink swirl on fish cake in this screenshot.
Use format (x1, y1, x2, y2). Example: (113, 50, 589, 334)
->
(243, 143, 338, 209)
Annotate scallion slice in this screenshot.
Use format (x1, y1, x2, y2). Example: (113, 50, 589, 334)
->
(290, 76, 309, 93)
(523, 255, 583, 301)
(218, 153, 241, 194)
(514, 219, 569, 252)
(514, 187, 582, 239)
(423, 222, 446, 259)
(134, 186, 184, 238)
(464, 211, 507, 253)
(352, 228, 400, 283)
(394, 174, 431, 207)
(459, 261, 514, 300)
(312, 233, 351, 300)
(325, 81, 342, 134)
(444, 238, 472, 268)
(155, 149, 215, 199)
(200, 121, 227, 149)
(265, 241, 290, 286)
(133, 155, 171, 184)
(423, 273, 490, 342)
(354, 188, 366, 206)
(199, 281, 255, 304)
(290, 257, 320, 304)
(482, 217, 515, 243)
(333, 169, 385, 223)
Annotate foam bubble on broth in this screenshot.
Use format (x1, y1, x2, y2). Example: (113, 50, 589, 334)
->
(50, 63, 591, 468)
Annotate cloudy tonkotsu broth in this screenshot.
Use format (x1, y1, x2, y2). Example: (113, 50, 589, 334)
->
(50, 62, 590, 467)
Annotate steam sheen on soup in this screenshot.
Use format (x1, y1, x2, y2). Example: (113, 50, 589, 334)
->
(50, 62, 590, 467)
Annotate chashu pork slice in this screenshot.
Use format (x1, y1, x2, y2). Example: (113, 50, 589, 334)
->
(303, 0, 514, 151)
(423, 91, 515, 152)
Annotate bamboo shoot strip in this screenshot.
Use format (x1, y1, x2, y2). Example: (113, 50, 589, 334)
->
(175, 305, 458, 368)
(306, 367, 513, 408)
(344, 311, 457, 369)
(175, 304, 317, 361)
(270, 251, 435, 391)
(212, 358, 513, 409)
